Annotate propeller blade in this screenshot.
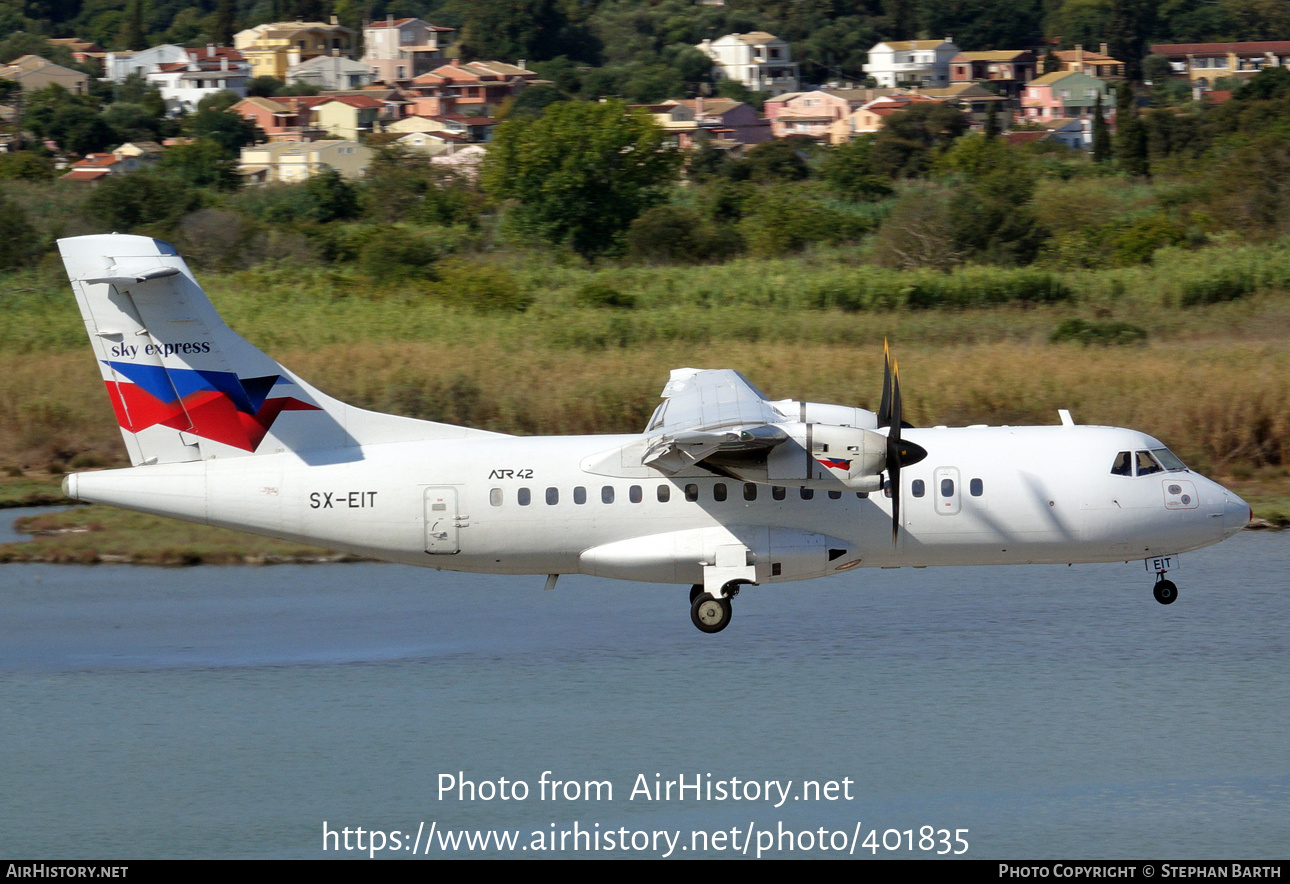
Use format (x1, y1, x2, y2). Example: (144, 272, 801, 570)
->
(884, 356, 927, 546)
(878, 339, 893, 429)
(888, 357, 903, 546)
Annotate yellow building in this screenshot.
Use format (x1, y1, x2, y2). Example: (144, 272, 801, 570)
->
(234, 18, 357, 80)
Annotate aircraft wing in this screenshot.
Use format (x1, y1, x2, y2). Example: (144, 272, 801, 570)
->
(640, 368, 890, 488)
(641, 369, 793, 473)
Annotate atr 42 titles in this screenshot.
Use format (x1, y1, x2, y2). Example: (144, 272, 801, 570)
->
(437, 772, 854, 809)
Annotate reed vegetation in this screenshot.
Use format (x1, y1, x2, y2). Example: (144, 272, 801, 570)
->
(2, 241, 1289, 489)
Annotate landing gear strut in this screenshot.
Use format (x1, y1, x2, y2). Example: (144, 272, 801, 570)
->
(1153, 576, 1178, 605)
(688, 581, 743, 633)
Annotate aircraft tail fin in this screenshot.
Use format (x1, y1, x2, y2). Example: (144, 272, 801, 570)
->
(60, 234, 499, 467)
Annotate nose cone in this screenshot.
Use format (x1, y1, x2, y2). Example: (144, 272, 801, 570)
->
(1222, 489, 1251, 536)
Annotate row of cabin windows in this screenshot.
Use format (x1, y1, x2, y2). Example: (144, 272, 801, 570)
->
(909, 478, 986, 498)
(490, 479, 989, 507)
(489, 483, 870, 507)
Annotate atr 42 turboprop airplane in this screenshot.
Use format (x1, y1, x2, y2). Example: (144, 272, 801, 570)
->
(59, 234, 1251, 633)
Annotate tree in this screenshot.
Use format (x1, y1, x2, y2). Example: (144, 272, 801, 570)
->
(1105, 0, 1158, 82)
(213, 0, 236, 46)
(984, 100, 1000, 139)
(159, 138, 240, 190)
(186, 106, 263, 156)
(481, 100, 681, 259)
(1092, 93, 1111, 162)
(820, 136, 892, 201)
(118, 0, 147, 51)
(0, 192, 38, 270)
(1115, 82, 1149, 177)
(870, 102, 970, 178)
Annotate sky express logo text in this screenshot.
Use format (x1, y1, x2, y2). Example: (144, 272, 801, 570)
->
(108, 341, 212, 359)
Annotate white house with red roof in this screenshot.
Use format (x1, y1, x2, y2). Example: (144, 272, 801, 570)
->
(147, 46, 251, 114)
(362, 17, 454, 82)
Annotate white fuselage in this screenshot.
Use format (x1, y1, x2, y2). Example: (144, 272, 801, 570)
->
(65, 423, 1249, 587)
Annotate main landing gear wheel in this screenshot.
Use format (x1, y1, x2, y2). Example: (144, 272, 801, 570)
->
(690, 593, 732, 634)
(690, 584, 704, 605)
(1153, 579, 1178, 605)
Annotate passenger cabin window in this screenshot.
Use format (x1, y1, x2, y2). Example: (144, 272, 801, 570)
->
(713, 483, 728, 502)
(545, 487, 559, 505)
(1110, 451, 1133, 476)
(685, 484, 699, 502)
(941, 478, 955, 497)
(772, 486, 786, 500)
(490, 488, 502, 506)
(744, 483, 757, 501)
(517, 487, 531, 506)
(970, 478, 983, 497)
(629, 485, 642, 503)
(657, 485, 670, 503)
(828, 490, 842, 499)
(574, 486, 587, 505)
(801, 488, 814, 500)
(601, 486, 615, 504)
(912, 479, 925, 498)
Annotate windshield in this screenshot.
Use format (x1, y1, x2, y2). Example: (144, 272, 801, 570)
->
(1152, 448, 1188, 471)
(1111, 448, 1188, 476)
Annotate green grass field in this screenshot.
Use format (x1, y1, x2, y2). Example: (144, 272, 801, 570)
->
(2, 240, 1288, 561)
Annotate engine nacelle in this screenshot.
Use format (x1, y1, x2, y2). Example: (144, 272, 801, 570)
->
(756, 422, 887, 489)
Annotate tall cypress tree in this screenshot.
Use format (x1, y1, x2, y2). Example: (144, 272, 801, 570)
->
(984, 99, 1000, 139)
(214, 0, 236, 46)
(119, 0, 147, 51)
(1114, 82, 1149, 177)
(1092, 92, 1111, 162)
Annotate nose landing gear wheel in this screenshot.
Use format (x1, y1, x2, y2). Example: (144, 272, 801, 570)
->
(690, 593, 732, 633)
(1153, 579, 1178, 605)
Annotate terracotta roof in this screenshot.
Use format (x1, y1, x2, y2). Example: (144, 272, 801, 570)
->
(365, 18, 455, 31)
(434, 113, 498, 125)
(953, 50, 1033, 62)
(235, 96, 292, 113)
(1055, 49, 1122, 64)
(186, 46, 245, 62)
(1003, 131, 1048, 144)
(72, 153, 117, 167)
(317, 94, 386, 109)
(61, 168, 111, 181)
(733, 32, 782, 45)
(1150, 41, 1290, 56)
(879, 39, 955, 50)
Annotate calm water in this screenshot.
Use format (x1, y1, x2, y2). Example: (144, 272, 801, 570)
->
(2, 531, 1287, 859)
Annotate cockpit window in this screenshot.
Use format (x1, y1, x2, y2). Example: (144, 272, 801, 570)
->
(1135, 450, 1163, 476)
(1152, 448, 1188, 471)
(1110, 451, 1132, 476)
